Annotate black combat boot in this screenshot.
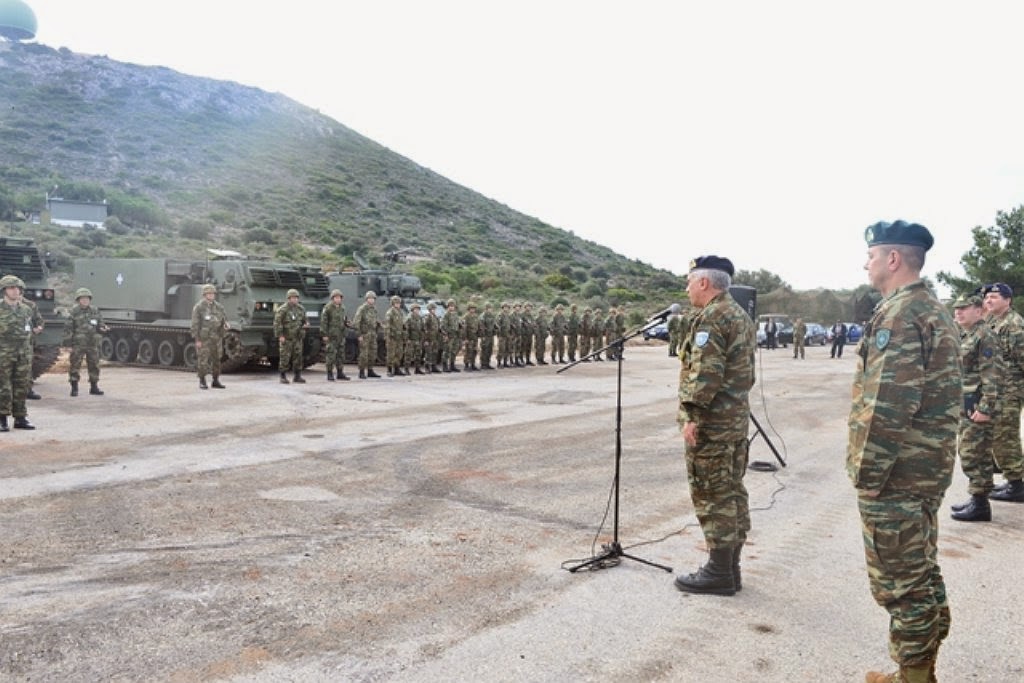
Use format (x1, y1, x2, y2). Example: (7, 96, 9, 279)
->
(280, 372, 290, 384)
(414, 366, 425, 375)
(387, 366, 395, 377)
(989, 479, 1024, 503)
(326, 370, 335, 381)
(293, 371, 306, 384)
(13, 417, 35, 430)
(211, 377, 225, 389)
(674, 547, 737, 596)
(432, 364, 442, 373)
(732, 544, 743, 591)
(89, 381, 104, 396)
(199, 376, 209, 390)
(337, 368, 351, 380)
(450, 363, 461, 373)
(359, 369, 366, 379)
(0, 415, 8, 432)
(951, 494, 992, 522)
(26, 387, 41, 400)
(367, 368, 381, 378)
(70, 381, 79, 397)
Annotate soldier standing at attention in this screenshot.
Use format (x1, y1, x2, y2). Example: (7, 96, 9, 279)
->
(590, 308, 605, 361)
(353, 291, 381, 379)
(668, 310, 682, 357)
(981, 282, 1024, 503)
(579, 307, 593, 361)
(533, 306, 549, 365)
(63, 287, 108, 397)
(24, 298, 43, 400)
(674, 256, 755, 597)
(423, 302, 441, 373)
(384, 295, 406, 377)
(0, 275, 41, 430)
(440, 298, 462, 373)
(462, 301, 481, 371)
(509, 302, 522, 366)
(191, 283, 229, 390)
(550, 304, 567, 363)
(603, 306, 619, 360)
(479, 302, 496, 370)
(949, 294, 1000, 522)
(320, 289, 351, 381)
(495, 302, 511, 368)
(403, 302, 425, 375)
(520, 303, 535, 366)
(566, 303, 580, 362)
(274, 288, 309, 384)
(792, 318, 807, 359)
(848, 222, 960, 683)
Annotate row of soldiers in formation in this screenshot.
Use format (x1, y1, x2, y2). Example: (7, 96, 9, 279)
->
(312, 290, 631, 380)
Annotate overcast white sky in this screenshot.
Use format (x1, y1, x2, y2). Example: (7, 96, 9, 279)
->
(21, 0, 1024, 292)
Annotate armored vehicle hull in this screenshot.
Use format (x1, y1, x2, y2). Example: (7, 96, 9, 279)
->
(74, 255, 330, 372)
(0, 236, 61, 378)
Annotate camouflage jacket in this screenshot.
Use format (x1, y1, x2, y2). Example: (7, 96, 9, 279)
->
(566, 311, 579, 335)
(591, 315, 605, 337)
(550, 312, 566, 335)
(385, 307, 405, 341)
(534, 313, 549, 337)
(677, 291, 756, 441)
(404, 313, 424, 342)
(520, 311, 535, 336)
(63, 304, 105, 347)
(960, 321, 1001, 417)
(580, 312, 592, 337)
(440, 310, 461, 339)
(320, 302, 349, 339)
(0, 299, 34, 351)
(847, 280, 961, 497)
(480, 310, 496, 337)
(496, 311, 510, 336)
(424, 312, 440, 342)
(615, 312, 626, 336)
(273, 302, 307, 340)
(509, 312, 521, 336)
(353, 302, 379, 336)
(191, 299, 228, 341)
(462, 311, 480, 340)
(988, 308, 1024, 398)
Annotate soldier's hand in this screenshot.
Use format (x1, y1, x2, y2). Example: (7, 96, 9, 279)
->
(278, 336, 286, 344)
(195, 340, 202, 349)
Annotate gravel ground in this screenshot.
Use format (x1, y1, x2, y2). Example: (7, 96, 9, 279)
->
(1, 343, 1021, 682)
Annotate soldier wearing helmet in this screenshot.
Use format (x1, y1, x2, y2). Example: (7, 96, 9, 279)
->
(495, 302, 511, 368)
(384, 294, 405, 376)
(479, 302, 496, 370)
(440, 298, 462, 373)
(422, 301, 441, 373)
(320, 289, 351, 381)
(1, 274, 41, 430)
(462, 301, 480, 371)
(520, 302, 536, 366)
(191, 282, 229, 390)
(352, 291, 381, 378)
(550, 304, 567, 364)
(273, 288, 309, 384)
(62, 285, 109, 398)
(403, 302, 425, 375)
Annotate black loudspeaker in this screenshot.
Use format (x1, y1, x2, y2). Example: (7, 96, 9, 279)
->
(729, 285, 757, 320)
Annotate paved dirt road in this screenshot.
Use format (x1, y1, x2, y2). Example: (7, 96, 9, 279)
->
(1, 343, 1021, 682)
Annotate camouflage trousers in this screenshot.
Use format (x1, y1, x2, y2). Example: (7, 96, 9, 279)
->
(0, 345, 31, 417)
(550, 334, 564, 361)
(423, 338, 438, 367)
(404, 339, 422, 369)
(464, 338, 478, 367)
(792, 338, 805, 359)
(857, 493, 950, 668)
(358, 334, 377, 371)
(534, 334, 546, 362)
(566, 334, 577, 360)
(668, 335, 680, 356)
(324, 336, 346, 373)
(278, 337, 303, 373)
(196, 336, 223, 378)
(958, 414, 995, 495)
(579, 334, 591, 358)
(520, 334, 533, 360)
(991, 394, 1024, 480)
(68, 343, 101, 383)
(442, 338, 461, 368)
(684, 436, 751, 550)
(591, 335, 603, 357)
(480, 336, 494, 366)
(386, 336, 403, 367)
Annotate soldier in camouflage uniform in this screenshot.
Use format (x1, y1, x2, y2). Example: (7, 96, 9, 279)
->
(590, 308, 605, 361)
(495, 302, 511, 368)
(274, 288, 309, 384)
(674, 256, 755, 597)
(533, 306, 549, 365)
(792, 318, 807, 359)
(191, 283, 229, 390)
(550, 304, 567, 363)
(63, 287, 109, 397)
(353, 291, 381, 379)
(849, 222, 960, 683)
(384, 295, 406, 377)
(320, 289, 351, 381)
(579, 307, 593, 361)
(509, 302, 522, 366)
(24, 299, 43, 400)
(403, 302, 425, 375)
(0, 275, 41, 430)
(440, 298, 462, 373)
(423, 302, 442, 373)
(479, 302, 496, 370)
(949, 294, 1000, 522)
(668, 311, 682, 357)
(520, 303, 535, 366)
(566, 304, 580, 362)
(462, 301, 480, 371)
(981, 282, 1024, 502)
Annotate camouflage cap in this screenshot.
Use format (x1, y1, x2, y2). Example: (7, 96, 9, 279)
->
(286, 288, 300, 298)
(202, 283, 217, 294)
(1, 274, 25, 289)
(952, 294, 983, 309)
(74, 287, 93, 299)
(330, 289, 343, 298)
(411, 302, 421, 310)
(390, 295, 401, 304)
(864, 220, 934, 251)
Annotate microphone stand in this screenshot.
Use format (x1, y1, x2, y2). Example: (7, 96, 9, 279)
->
(560, 318, 673, 573)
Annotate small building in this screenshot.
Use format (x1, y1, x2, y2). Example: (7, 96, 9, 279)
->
(45, 197, 108, 228)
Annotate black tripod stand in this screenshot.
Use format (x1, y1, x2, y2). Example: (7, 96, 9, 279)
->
(749, 414, 786, 467)
(560, 322, 673, 573)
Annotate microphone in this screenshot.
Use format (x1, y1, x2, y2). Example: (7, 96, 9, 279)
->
(646, 302, 681, 324)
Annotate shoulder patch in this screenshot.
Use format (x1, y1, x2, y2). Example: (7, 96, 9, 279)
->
(875, 329, 891, 350)
(982, 348, 994, 358)
(695, 331, 710, 347)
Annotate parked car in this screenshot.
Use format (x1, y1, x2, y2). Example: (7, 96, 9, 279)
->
(757, 316, 793, 348)
(804, 323, 828, 345)
(846, 323, 863, 343)
(643, 321, 669, 341)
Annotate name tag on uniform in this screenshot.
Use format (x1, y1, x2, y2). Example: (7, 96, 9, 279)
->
(205, 315, 212, 320)
(89, 319, 98, 326)
(25, 323, 31, 332)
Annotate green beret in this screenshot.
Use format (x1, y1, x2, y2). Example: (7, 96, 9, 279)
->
(689, 255, 735, 277)
(952, 294, 983, 309)
(864, 220, 934, 251)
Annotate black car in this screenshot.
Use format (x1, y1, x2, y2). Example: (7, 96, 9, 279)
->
(643, 321, 669, 341)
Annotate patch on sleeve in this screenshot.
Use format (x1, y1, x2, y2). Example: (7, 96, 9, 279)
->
(983, 348, 994, 358)
(875, 329, 891, 350)
(695, 331, 710, 347)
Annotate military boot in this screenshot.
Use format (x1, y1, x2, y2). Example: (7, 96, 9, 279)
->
(951, 494, 991, 521)
(337, 368, 351, 380)
(414, 366, 425, 375)
(449, 363, 461, 373)
(865, 662, 933, 683)
(13, 417, 35, 430)
(280, 372, 290, 384)
(70, 381, 79, 397)
(89, 381, 104, 396)
(26, 387, 41, 400)
(359, 369, 366, 379)
(367, 368, 381, 378)
(732, 544, 743, 591)
(432, 364, 442, 373)
(293, 371, 306, 384)
(199, 376, 209, 390)
(387, 366, 395, 377)
(326, 370, 335, 381)
(211, 377, 225, 389)
(989, 479, 1024, 502)
(674, 547, 736, 596)
(0, 415, 8, 432)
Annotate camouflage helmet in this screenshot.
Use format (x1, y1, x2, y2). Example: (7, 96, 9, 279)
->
(446, 298, 457, 307)
(427, 302, 436, 310)
(0, 274, 25, 289)
(411, 302, 421, 310)
(330, 289, 343, 298)
(74, 287, 93, 300)
(286, 288, 300, 298)
(390, 295, 401, 305)
(201, 283, 217, 294)
(366, 290, 377, 300)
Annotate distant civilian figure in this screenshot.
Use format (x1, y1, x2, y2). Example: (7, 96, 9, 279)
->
(830, 320, 848, 358)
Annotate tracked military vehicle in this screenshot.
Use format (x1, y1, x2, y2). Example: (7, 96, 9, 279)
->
(0, 235, 62, 377)
(73, 251, 329, 371)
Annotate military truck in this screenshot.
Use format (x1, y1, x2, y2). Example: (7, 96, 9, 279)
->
(73, 251, 329, 371)
(0, 235, 62, 377)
